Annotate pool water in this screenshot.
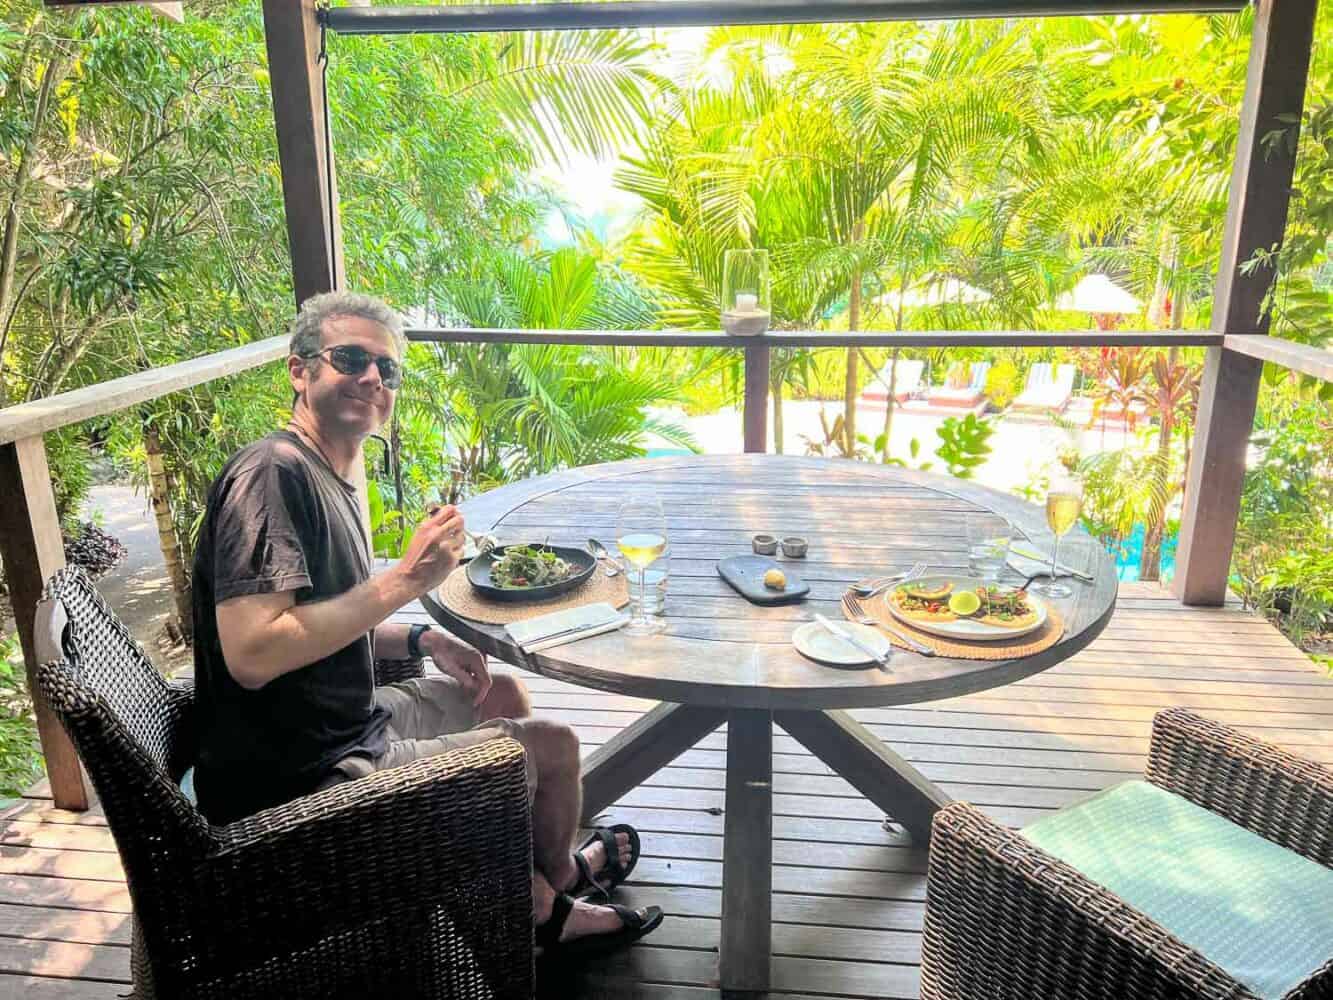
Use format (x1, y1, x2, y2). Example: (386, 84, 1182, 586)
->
(1107, 523, 1177, 582)
(646, 448, 694, 458)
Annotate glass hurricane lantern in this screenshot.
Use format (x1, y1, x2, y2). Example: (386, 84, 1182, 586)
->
(721, 249, 771, 337)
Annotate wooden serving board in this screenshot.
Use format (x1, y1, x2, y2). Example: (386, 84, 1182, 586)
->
(717, 555, 810, 606)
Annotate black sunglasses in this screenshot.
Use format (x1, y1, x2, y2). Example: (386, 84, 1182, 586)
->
(301, 345, 403, 389)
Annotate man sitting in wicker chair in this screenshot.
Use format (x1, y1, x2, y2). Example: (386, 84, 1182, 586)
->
(190, 291, 662, 958)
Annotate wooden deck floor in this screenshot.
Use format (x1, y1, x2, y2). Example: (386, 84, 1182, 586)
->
(2, 582, 1330, 998)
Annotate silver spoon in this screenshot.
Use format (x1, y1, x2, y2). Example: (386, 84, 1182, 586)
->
(586, 538, 622, 577)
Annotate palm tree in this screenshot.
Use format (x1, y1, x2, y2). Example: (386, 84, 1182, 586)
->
(617, 59, 833, 453)
(623, 22, 1053, 455)
(420, 247, 695, 486)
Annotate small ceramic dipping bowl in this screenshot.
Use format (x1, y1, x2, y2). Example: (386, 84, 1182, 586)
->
(781, 536, 809, 558)
(752, 533, 779, 555)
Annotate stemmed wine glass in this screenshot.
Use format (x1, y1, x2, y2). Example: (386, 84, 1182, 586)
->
(617, 496, 669, 636)
(1035, 478, 1083, 599)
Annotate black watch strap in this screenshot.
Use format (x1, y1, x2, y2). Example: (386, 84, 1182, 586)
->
(407, 623, 431, 659)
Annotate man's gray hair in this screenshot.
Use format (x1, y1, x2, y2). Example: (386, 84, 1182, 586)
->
(288, 291, 406, 359)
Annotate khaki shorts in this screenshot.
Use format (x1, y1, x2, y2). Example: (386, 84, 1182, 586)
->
(320, 675, 537, 799)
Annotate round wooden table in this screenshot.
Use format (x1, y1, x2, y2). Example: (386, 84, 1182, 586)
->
(422, 455, 1117, 993)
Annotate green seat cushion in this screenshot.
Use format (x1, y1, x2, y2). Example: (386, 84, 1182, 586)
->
(1022, 780, 1333, 999)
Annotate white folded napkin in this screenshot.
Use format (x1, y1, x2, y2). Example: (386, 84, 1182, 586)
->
(506, 602, 629, 653)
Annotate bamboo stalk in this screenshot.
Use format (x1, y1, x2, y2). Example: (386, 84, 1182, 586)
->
(143, 423, 192, 642)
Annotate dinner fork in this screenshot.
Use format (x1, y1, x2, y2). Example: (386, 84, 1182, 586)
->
(850, 561, 928, 598)
(842, 592, 937, 657)
(465, 529, 497, 554)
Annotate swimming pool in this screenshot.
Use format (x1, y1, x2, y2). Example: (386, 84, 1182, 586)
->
(1106, 523, 1178, 582)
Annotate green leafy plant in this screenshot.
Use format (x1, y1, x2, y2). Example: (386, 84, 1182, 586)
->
(1013, 469, 1052, 503)
(0, 632, 43, 801)
(367, 480, 412, 560)
(983, 360, 1021, 409)
(877, 435, 934, 472)
(1234, 394, 1333, 654)
(1256, 548, 1333, 649)
(934, 414, 994, 479)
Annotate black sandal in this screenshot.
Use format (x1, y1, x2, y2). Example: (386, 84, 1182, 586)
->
(569, 823, 642, 902)
(536, 892, 664, 962)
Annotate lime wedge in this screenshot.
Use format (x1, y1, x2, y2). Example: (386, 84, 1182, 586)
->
(948, 590, 981, 616)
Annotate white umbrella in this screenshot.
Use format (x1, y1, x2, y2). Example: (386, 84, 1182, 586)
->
(1055, 274, 1141, 315)
(876, 277, 992, 309)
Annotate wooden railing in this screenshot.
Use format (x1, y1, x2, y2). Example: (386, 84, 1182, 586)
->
(1, 322, 1328, 810)
(408, 327, 1226, 452)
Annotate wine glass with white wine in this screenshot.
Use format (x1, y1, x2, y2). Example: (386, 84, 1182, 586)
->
(617, 496, 669, 636)
(1035, 479, 1083, 599)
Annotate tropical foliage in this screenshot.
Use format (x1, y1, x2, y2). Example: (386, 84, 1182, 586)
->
(0, 632, 41, 799)
(0, 0, 681, 569)
(1234, 392, 1333, 653)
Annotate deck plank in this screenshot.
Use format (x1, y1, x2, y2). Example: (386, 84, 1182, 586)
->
(5, 589, 1329, 998)
(0, 976, 127, 998)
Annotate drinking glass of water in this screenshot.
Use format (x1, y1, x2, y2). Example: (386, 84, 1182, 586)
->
(617, 497, 669, 636)
(637, 546, 669, 617)
(966, 513, 1013, 583)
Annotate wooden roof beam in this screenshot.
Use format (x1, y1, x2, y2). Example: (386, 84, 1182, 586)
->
(324, 0, 1248, 35)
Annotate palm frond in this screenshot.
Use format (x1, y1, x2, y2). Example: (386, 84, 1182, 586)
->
(446, 30, 670, 162)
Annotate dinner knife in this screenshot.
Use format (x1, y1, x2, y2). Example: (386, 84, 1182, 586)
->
(814, 614, 892, 671)
(514, 615, 629, 653)
(1009, 545, 1095, 582)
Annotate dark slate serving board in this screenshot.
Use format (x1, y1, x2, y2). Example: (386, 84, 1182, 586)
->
(717, 555, 810, 606)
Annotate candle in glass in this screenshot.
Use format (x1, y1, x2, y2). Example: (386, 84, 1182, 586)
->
(721, 249, 771, 336)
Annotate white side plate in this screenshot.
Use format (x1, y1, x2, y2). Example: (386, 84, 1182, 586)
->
(792, 621, 893, 666)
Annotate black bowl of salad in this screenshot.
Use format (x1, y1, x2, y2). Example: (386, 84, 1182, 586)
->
(466, 543, 598, 603)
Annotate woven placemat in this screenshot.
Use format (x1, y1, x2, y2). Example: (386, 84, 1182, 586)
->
(844, 590, 1065, 660)
(438, 565, 631, 625)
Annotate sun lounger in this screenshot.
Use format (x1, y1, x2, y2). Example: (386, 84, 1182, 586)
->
(1012, 362, 1076, 414)
(928, 361, 991, 408)
(859, 358, 926, 407)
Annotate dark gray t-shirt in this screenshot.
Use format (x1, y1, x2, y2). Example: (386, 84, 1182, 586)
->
(191, 431, 389, 824)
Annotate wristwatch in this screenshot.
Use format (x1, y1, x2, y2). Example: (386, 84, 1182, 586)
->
(407, 623, 432, 659)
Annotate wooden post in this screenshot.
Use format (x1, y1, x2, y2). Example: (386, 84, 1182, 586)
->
(0, 437, 87, 810)
(1173, 0, 1317, 606)
(742, 341, 770, 453)
(719, 709, 772, 992)
(262, 0, 344, 306)
(262, 0, 380, 537)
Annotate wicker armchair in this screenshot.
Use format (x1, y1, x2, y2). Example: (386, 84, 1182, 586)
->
(374, 653, 430, 686)
(34, 566, 534, 1000)
(921, 707, 1333, 1000)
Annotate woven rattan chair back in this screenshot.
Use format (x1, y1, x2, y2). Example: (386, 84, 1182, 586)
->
(37, 567, 192, 772)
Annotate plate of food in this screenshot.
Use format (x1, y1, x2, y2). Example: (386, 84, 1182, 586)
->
(466, 543, 597, 602)
(884, 575, 1047, 641)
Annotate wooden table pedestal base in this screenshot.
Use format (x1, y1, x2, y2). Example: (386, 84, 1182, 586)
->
(579, 703, 953, 993)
